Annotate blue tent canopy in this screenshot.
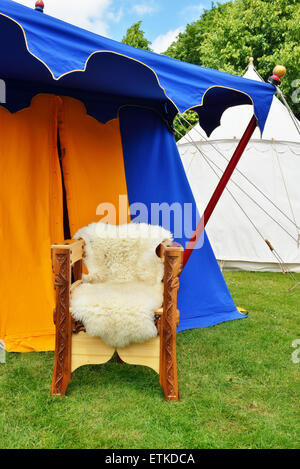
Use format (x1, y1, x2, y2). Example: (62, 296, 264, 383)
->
(0, 0, 275, 135)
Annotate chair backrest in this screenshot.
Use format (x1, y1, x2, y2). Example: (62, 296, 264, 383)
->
(74, 222, 172, 285)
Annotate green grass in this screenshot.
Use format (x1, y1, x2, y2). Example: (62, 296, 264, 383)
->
(0, 271, 299, 449)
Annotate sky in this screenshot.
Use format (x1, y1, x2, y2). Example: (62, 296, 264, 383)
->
(13, 0, 227, 53)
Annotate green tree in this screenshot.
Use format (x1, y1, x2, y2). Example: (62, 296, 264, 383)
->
(165, 0, 300, 130)
(122, 21, 152, 51)
(174, 110, 199, 142)
(165, 3, 228, 65)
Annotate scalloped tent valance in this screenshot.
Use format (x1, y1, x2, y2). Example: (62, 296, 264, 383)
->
(0, 0, 275, 135)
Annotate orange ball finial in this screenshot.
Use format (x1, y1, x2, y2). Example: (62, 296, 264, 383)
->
(268, 64, 287, 86)
(273, 65, 287, 78)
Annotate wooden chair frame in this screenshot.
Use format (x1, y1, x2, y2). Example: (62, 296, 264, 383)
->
(51, 238, 183, 401)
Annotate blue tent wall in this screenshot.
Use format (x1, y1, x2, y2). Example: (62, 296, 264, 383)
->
(119, 107, 245, 331)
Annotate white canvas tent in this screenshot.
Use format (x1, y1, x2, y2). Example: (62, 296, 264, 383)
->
(178, 62, 300, 272)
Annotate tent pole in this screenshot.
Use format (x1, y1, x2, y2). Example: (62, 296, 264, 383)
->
(182, 114, 257, 269)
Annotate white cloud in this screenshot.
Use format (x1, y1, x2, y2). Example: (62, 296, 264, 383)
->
(180, 3, 205, 20)
(132, 3, 157, 16)
(152, 26, 184, 54)
(107, 8, 123, 23)
(14, 0, 113, 36)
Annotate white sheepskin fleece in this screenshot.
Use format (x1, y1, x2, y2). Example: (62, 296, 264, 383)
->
(71, 222, 172, 348)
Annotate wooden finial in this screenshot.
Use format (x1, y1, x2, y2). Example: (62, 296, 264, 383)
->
(35, 1, 44, 12)
(249, 57, 254, 67)
(268, 65, 287, 86)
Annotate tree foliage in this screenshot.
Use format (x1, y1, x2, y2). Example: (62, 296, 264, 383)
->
(165, 0, 300, 132)
(122, 21, 152, 51)
(174, 110, 199, 142)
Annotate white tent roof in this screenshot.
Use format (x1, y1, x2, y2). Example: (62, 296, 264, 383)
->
(178, 63, 300, 143)
(177, 62, 300, 273)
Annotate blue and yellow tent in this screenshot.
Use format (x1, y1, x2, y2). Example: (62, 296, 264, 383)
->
(0, 0, 275, 352)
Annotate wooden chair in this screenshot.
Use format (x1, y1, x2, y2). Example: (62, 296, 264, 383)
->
(51, 238, 183, 401)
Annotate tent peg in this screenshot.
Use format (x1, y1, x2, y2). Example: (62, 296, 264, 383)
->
(35, 1, 44, 13)
(268, 65, 286, 87)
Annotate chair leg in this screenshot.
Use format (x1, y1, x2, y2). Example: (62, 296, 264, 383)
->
(51, 321, 72, 396)
(159, 244, 182, 401)
(160, 324, 179, 401)
(116, 353, 125, 364)
(51, 248, 72, 396)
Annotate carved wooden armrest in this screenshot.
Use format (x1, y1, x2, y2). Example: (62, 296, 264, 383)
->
(157, 240, 183, 401)
(51, 239, 85, 327)
(160, 240, 183, 317)
(51, 239, 85, 267)
(156, 240, 183, 260)
(155, 239, 183, 330)
(51, 239, 85, 396)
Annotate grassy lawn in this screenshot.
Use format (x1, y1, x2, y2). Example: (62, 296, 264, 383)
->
(0, 271, 299, 449)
